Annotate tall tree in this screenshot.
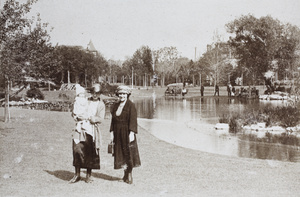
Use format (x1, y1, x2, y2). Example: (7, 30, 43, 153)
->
(177, 57, 191, 84)
(275, 23, 300, 80)
(0, 0, 52, 122)
(155, 46, 179, 86)
(54, 45, 83, 84)
(123, 46, 153, 86)
(226, 14, 300, 84)
(132, 46, 153, 75)
(197, 42, 229, 86)
(53, 45, 108, 86)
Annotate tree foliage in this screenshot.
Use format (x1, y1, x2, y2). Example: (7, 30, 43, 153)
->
(155, 46, 179, 74)
(1, 0, 54, 84)
(0, 0, 49, 83)
(121, 45, 153, 85)
(177, 57, 192, 82)
(197, 42, 231, 85)
(0, 0, 53, 122)
(52, 45, 108, 86)
(154, 46, 180, 85)
(226, 14, 300, 83)
(131, 45, 153, 76)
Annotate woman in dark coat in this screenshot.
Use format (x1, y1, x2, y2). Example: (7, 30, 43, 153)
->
(69, 84, 105, 183)
(110, 86, 141, 184)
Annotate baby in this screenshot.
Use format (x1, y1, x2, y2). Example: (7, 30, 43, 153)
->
(73, 84, 90, 136)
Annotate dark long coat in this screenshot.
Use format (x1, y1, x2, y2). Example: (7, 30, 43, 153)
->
(110, 99, 141, 169)
(72, 99, 105, 169)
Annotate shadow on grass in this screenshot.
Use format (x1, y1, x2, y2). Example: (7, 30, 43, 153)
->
(91, 172, 122, 181)
(44, 170, 121, 182)
(44, 170, 74, 181)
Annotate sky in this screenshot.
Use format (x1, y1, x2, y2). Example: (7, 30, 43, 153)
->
(2, 0, 300, 61)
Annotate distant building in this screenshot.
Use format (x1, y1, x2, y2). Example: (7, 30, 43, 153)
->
(86, 40, 98, 56)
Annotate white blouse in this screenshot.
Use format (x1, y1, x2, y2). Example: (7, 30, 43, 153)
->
(116, 101, 126, 116)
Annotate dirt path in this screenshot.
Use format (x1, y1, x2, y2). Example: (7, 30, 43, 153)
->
(1, 88, 299, 197)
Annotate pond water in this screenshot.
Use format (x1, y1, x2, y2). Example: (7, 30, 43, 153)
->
(134, 93, 300, 163)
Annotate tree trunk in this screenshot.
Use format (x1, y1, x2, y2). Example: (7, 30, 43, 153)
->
(67, 70, 70, 84)
(4, 80, 10, 122)
(85, 70, 87, 87)
(199, 72, 202, 87)
(241, 72, 243, 86)
(75, 72, 79, 84)
(144, 73, 146, 88)
(193, 75, 195, 86)
(60, 71, 65, 84)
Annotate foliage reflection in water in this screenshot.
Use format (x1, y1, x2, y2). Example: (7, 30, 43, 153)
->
(134, 95, 300, 163)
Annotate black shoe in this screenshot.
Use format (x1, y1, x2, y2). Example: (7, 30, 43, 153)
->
(69, 175, 80, 183)
(122, 170, 128, 182)
(125, 173, 133, 184)
(85, 175, 93, 183)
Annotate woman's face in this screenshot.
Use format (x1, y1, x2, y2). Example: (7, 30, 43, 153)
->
(92, 92, 100, 100)
(119, 93, 128, 102)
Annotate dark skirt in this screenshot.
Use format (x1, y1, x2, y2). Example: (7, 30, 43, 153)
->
(110, 100, 141, 170)
(113, 132, 141, 170)
(72, 134, 100, 169)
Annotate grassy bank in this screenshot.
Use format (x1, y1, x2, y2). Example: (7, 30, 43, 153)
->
(1, 105, 300, 196)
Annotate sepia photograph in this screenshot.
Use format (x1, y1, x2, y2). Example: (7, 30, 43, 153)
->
(1, 0, 300, 196)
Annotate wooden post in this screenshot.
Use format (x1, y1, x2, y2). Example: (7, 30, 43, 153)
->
(4, 80, 10, 122)
(67, 70, 70, 84)
(199, 72, 202, 87)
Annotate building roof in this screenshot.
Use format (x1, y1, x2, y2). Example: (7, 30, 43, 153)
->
(87, 40, 97, 52)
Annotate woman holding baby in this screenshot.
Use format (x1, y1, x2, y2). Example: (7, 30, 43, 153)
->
(69, 84, 105, 183)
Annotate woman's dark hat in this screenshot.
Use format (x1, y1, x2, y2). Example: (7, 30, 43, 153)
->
(88, 83, 101, 94)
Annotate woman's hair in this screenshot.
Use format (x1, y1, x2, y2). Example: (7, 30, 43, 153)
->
(115, 85, 131, 98)
(116, 92, 131, 98)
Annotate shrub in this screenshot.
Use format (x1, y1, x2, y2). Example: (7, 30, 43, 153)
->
(219, 114, 229, 123)
(58, 93, 70, 100)
(262, 106, 279, 127)
(228, 113, 243, 133)
(261, 105, 300, 128)
(10, 95, 22, 101)
(219, 104, 300, 133)
(26, 88, 44, 100)
(277, 106, 300, 128)
(0, 92, 5, 99)
(100, 83, 118, 96)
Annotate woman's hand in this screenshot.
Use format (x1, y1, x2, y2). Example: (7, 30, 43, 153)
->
(89, 116, 96, 124)
(129, 131, 135, 142)
(110, 132, 114, 141)
(77, 115, 88, 121)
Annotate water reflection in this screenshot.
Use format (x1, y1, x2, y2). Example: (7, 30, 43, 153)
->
(238, 140, 300, 162)
(135, 96, 300, 163)
(138, 118, 239, 156)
